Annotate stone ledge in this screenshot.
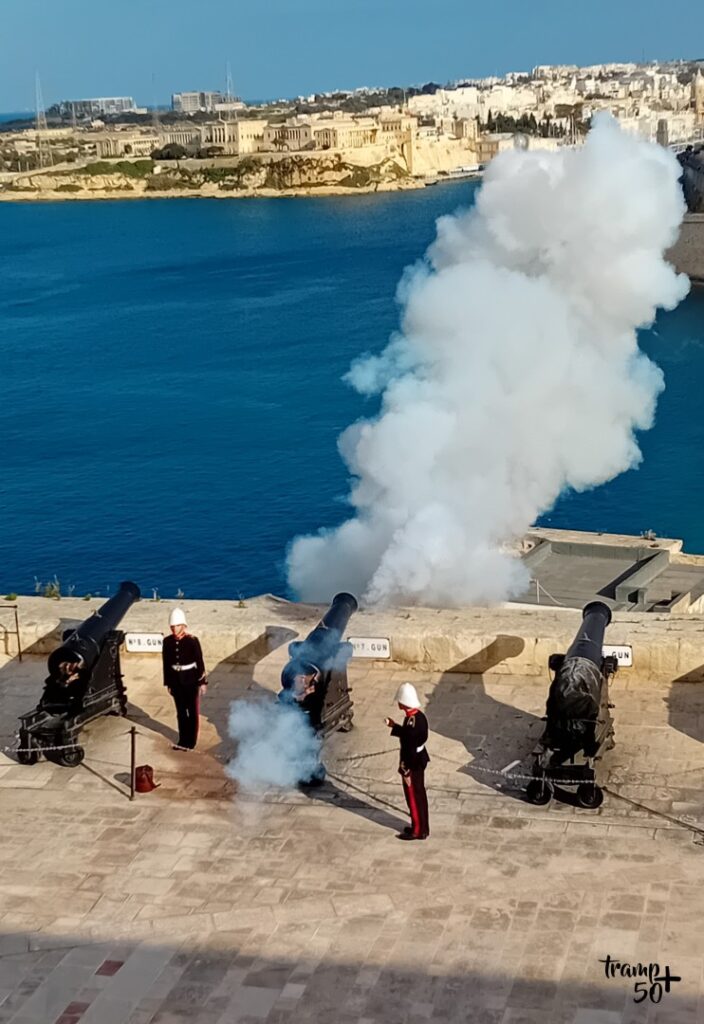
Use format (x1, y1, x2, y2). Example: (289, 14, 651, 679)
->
(2, 593, 704, 683)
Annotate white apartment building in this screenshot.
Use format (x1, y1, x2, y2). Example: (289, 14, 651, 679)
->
(201, 119, 267, 155)
(172, 91, 225, 114)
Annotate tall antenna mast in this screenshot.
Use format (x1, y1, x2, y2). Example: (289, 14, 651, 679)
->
(226, 61, 237, 122)
(151, 71, 160, 131)
(35, 73, 53, 168)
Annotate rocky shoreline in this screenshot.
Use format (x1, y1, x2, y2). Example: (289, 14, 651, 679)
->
(0, 179, 427, 203)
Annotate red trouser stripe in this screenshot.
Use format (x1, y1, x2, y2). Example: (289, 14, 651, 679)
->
(405, 774, 422, 836)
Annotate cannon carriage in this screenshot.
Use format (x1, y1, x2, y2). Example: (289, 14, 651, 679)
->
(17, 581, 140, 767)
(279, 591, 358, 738)
(527, 600, 618, 809)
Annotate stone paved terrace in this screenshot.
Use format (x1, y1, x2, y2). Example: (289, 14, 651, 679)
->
(0, 643, 703, 1024)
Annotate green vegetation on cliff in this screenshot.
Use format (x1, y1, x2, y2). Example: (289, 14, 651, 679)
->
(78, 160, 154, 177)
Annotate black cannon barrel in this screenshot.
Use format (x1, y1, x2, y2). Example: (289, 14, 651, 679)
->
(564, 601, 612, 666)
(281, 592, 358, 687)
(47, 581, 141, 676)
(544, 599, 613, 752)
(302, 592, 358, 661)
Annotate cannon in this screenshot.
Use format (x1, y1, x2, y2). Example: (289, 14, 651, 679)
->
(527, 601, 618, 809)
(280, 592, 358, 739)
(17, 581, 140, 767)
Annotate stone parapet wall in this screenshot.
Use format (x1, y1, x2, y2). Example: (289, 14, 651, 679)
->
(3, 591, 704, 684)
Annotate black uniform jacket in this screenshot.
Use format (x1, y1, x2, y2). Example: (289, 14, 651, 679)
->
(391, 710, 430, 772)
(162, 634, 206, 689)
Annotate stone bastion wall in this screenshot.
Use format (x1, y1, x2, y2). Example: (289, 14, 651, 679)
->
(669, 213, 704, 284)
(2, 592, 704, 684)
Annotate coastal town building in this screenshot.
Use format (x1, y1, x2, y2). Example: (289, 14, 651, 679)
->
(201, 118, 267, 154)
(314, 115, 379, 150)
(172, 91, 226, 114)
(50, 96, 137, 118)
(95, 125, 201, 158)
(263, 118, 315, 151)
(694, 70, 704, 124)
(6, 60, 704, 183)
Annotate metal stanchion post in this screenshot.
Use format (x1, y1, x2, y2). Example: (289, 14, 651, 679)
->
(130, 726, 137, 800)
(14, 607, 22, 663)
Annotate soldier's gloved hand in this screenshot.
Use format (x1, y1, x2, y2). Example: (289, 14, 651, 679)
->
(384, 717, 396, 728)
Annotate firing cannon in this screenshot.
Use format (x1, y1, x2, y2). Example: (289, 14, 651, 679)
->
(527, 601, 618, 809)
(17, 581, 140, 767)
(280, 592, 358, 739)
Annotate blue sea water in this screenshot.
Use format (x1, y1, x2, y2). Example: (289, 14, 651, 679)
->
(0, 112, 32, 124)
(0, 185, 702, 600)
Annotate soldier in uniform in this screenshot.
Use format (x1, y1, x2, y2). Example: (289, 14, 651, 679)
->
(162, 608, 207, 751)
(385, 682, 430, 840)
(279, 660, 326, 786)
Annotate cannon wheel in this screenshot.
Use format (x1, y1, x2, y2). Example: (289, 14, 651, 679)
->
(338, 717, 354, 733)
(526, 778, 553, 806)
(57, 746, 85, 768)
(576, 783, 604, 809)
(17, 736, 39, 766)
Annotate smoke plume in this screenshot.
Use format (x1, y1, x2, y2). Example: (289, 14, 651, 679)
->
(226, 698, 321, 791)
(287, 115, 689, 607)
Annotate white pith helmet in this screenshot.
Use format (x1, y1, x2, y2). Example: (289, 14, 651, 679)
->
(395, 682, 421, 709)
(169, 608, 187, 627)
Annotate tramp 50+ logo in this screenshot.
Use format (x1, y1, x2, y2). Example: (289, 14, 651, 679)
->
(599, 956, 681, 1004)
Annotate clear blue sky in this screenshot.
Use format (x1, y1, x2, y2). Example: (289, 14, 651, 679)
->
(2, 0, 703, 110)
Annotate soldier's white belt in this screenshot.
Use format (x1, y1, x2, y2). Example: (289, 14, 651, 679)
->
(172, 663, 197, 671)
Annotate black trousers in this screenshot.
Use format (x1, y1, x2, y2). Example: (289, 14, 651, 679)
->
(401, 768, 429, 837)
(169, 683, 200, 749)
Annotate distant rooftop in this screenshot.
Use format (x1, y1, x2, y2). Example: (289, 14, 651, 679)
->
(513, 527, 704, 613)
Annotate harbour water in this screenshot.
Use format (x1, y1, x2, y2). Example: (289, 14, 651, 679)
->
(0, 184, 702, 599)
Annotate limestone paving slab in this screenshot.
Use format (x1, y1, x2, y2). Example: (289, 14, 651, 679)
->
(0, 650, 702, 1022)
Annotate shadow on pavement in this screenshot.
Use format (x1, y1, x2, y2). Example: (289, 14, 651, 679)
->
(0, 927, 697, 1024)
(426, 636, 545, 801)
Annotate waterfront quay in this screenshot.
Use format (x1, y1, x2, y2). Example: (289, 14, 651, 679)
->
(1, 591, 704, 1022)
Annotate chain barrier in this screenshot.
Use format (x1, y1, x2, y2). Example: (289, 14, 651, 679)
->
(333, 746, 594, 787)
(0, 728, 137, 756)
(2, 740, 82, 754)
(5, 729, 704, 840)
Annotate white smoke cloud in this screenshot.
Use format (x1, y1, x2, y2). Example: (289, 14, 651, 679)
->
(226, 698, 322, 791)
(287, 115, 689, 608)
